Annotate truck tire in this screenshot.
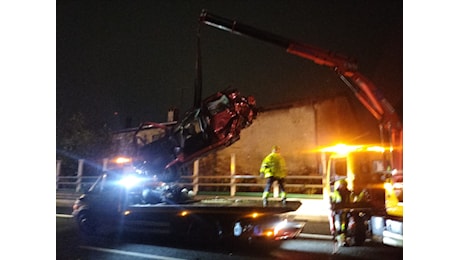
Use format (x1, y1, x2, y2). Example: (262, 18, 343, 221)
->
(352, 215, 367, 246)
(76, 210, 123, 245)
(187, 218, 223, 244)
(76, 210, 97, 236)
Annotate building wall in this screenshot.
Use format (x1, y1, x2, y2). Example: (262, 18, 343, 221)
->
(198, 95, 380, 177)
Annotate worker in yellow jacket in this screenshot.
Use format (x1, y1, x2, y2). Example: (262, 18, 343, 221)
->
(329, 179, 356, 247)
(260, 145, 287, 206)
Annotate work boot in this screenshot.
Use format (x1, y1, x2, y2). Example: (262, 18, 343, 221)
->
(281, 198, 287, 205)
(336, 233, 346, 247)
(262, 198, 268, 207)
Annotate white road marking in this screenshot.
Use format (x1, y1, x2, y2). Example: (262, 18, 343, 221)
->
(80, 245, 187, 260)
(56, 214, 73, 218)
(298, 233, 333, 240)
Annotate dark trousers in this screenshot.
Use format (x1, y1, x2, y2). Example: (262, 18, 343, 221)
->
(263, 176, 286, 197)
(331, 210, 349, 235)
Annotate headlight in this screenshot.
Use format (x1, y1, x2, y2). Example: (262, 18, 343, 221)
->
(118, 175, 143, 188)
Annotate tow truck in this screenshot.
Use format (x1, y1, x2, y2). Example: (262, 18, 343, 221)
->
(72, 157, 305, 242)
(319, 144, 403, 247)
(73, 87, 305, 243)
(198, 10, 403, 247)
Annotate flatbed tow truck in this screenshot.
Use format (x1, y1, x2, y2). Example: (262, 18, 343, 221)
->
(72, 79, 304, 244)
(72, 166, 304, 243)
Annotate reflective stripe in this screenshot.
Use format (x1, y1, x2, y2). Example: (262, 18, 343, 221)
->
(262, 191, 269, 198)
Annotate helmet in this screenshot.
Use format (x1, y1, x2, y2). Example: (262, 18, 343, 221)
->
(334, 179, 348, 190)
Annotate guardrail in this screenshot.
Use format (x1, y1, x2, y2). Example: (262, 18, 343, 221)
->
(56, 174, 323, 196)
(56, 159, 325, 198)
(56, 175, 100, 193)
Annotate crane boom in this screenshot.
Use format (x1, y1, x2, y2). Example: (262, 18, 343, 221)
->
(199, 10, 402, 171)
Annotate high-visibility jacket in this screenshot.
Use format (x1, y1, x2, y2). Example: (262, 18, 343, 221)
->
(260, 152, 286, 178)
(330, 188, 353, 204)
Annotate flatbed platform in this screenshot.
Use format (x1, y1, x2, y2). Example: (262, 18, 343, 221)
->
(126, 198, 302, 215)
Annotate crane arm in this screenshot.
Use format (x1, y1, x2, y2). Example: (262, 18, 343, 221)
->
(199, 10, 402, 171)
(200, 10, 358, 74)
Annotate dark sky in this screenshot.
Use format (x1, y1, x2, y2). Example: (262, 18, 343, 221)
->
(57, 0, 402, 131)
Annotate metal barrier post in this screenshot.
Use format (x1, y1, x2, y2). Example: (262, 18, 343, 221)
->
(76, 159, 84, 192)
(274, 182, 279, 198)
(321, 151, 328, 202)
(102, 158, 109, 172)
(56, 160, 61, 190)
(193, 160, 199, 195)
(230, 153, 236, 196)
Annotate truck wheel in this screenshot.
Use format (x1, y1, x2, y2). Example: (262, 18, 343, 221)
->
(352, 216, 367, 246)
(187, 219, 222, 243)
(77, 211, 123, 245)
(77, 210, 97, 236)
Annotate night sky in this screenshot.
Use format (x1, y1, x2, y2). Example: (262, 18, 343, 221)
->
(57, 0, 402, 131)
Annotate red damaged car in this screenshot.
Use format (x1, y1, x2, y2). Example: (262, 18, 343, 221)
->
(131, 87, 256, 182)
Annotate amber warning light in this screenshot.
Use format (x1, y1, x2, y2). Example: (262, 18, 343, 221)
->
(114, 156, 132, 164)
(318, 143, 388, 155)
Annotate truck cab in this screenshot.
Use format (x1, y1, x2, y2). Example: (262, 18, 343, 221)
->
(321, 144, 403, 247)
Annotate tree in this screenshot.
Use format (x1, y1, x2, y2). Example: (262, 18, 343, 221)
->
(56, 112, 112, 176)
